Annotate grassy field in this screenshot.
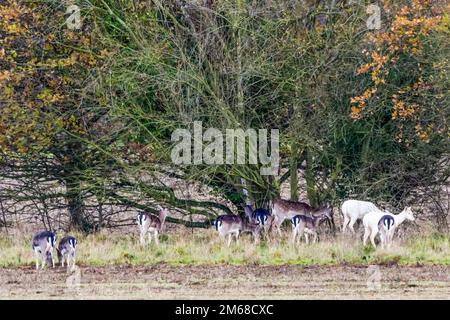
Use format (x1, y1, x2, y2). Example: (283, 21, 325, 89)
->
(1, 228, 449, 268)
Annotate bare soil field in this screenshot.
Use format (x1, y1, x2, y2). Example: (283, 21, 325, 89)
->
(0, 264, 449, 299)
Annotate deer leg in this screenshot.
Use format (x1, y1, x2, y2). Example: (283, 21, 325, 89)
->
(219, 233, 226, 244)
(227, 234, 232, 247)
(66, 255, 71, 273)
(342, 216, 349, 233)
(331, 216, 336, 235)
(363, 227, 370, 246)
(140, 231, 146, 246)
(272, 216, 282, 238)
(379, 233, 385, 249)
(34, 250, 39, 271)
(370, 227, 378, 248)
(61, 254, 65, 268)
(304, 233, 309, 245)
(388, 230, 394, 248)
(254, 232, 259, 244)
(348, 218, 357, 234)
(41, 252, 46, 270)
(264, 224, 271, 241)
(291, 227, 297, 244)
(155, 230, 159, 245)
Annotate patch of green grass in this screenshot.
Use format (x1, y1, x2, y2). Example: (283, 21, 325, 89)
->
(0, 230, 449, 268)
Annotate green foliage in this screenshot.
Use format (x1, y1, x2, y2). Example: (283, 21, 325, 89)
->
(0, 0, 448, 232)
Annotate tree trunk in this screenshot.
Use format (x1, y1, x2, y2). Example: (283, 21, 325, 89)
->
(66, 180, 88, 232)
(305, 146, 317, 207)
(290, 141, 299, 201)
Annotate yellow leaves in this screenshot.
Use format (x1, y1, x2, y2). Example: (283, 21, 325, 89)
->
(356, 64, 370, 75)
(350, 88, 378, 120)
(350, 106, 362, 120)
(436, 13, 450, 33)
(0, 70, 12, 82)
(0, 1, 96, 155)
(37, 88, 64, 104)
(351, 0, 445, 127)
(415, 124, 433, 143)
(391, 98, 418, 120)
(0, 1, 28, 35)
(5, 22, 22, 34)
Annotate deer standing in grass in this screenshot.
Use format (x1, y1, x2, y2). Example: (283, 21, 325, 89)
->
(341, 199, 383, 234)
(215, 215, 260, 246)
(32, 230, 57, 271)
(271, 198, 312, 236)
(56, 236, 77, 272)
(291, 206, 333, 244)
(243, 204, 273, 239)
(137, 205, 169, 245)
(363, 207, 415, 248)
(252, 208, 273, 239)
(377, 215, 395, 249)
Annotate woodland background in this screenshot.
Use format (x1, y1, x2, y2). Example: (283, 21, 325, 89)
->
(0, 0, 449, 234)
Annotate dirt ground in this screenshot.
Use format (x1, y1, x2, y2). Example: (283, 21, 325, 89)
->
(0, 264, 448, 299)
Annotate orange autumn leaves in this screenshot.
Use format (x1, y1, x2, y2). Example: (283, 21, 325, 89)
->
(350, 0, 447, 143)
(0, 1, 101, 155)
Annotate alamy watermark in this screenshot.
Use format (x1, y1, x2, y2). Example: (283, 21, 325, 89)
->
(65, 265, 82, 295)
(366, 4, 381, 30)
(65, 4, 82, 30)
(171, 121, 279, 175)
(366, 265, 382, 291)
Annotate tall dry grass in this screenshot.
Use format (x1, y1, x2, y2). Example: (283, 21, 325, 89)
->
(0, 227, 449, 268)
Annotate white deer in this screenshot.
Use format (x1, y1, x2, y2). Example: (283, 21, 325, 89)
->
(341, 199, 383, 234)
(362, 207, 415, 248)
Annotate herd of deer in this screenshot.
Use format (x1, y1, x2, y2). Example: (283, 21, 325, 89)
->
(30, 198, 415, 271)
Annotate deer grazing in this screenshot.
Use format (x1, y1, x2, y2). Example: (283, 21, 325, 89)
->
(32, 230, 57, 271)
(310, 204, 335, 234)
(56, 236, 77, 272)
(252, 208, 273, 238)
(271, 198, 312, 236)
(377, 215, 395, 249)
(215, 215, 260, 246)
(242, 204, 273, 237)
(363, 207, 415, 248)
(137, 205, 169, 245)
(341, 199, 383, 234)
(291, 206, 333, 244)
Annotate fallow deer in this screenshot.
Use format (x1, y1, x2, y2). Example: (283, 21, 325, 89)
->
(363, 207, 415, 248)
(341, 199, 383, 234)
(56, 236, 77, 272)
(32, 230, 57, 271)
(271, 198, 312, 236)
(291, 207, 332, 244)
(215, 215, 260, 246)
(137, 205, 169, 245)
